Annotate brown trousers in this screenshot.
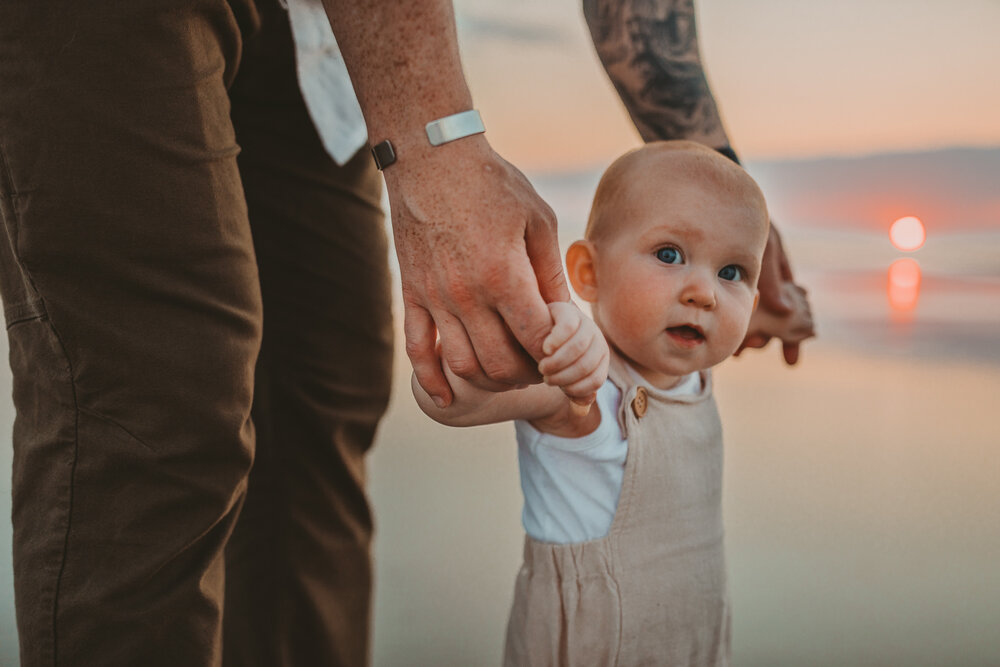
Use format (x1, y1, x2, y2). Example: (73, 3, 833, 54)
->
(0, 1, 393, 665)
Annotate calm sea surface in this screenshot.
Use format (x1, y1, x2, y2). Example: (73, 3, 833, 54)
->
(1, 169, 998, 665)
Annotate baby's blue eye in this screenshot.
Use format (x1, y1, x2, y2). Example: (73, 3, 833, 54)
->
(719, 265, 744, 281)
(656, 247, 682, 264)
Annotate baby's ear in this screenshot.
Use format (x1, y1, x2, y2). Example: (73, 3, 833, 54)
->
(566, 240, 599, 303)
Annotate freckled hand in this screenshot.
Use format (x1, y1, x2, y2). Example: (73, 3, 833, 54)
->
(385, 140, 570, 405)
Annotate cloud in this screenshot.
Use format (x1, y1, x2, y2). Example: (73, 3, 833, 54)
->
(456, 13, 568, 46)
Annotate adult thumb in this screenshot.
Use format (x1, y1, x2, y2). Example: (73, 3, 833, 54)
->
(525, 215, 570, 304)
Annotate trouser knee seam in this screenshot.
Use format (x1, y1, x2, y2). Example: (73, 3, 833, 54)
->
(40, 317, 81, 667)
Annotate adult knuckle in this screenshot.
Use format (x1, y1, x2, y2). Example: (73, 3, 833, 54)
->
(480, 263, 511, 296)
(446, 355, 480, 380)
(404, 338, 430, 362)
(440, 276, 474, 310)
(535, 200, 557, 227)
(482, 360, 518, 384)
(538, 263, 566, 290)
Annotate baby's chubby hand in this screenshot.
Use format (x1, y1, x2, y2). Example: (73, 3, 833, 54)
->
(538, 302, 610, 416)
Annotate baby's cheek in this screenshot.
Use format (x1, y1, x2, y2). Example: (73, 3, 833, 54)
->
(612, 294, 651, 336)
(721, 300, 756, 351)
(736, 304, 755, 336)
(597, 298, 643, 355)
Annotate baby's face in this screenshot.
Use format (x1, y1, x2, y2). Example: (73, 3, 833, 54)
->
(590, 175, 767, 389)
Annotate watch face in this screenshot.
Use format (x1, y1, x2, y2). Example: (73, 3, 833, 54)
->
(372, 140, 396, 170)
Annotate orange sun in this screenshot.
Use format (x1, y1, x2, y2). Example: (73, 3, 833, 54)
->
(889, 216, 926, 251)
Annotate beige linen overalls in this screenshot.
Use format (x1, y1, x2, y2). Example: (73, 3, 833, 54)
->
(504, 354, 730, 666)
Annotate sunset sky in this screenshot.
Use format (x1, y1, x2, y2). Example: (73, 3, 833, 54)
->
(452, 0, 1000, 171)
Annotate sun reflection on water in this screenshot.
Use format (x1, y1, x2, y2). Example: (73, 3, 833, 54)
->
(887, 257, 921, 320)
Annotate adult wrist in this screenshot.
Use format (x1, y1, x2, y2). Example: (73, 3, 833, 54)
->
(372, 109, 486, 170)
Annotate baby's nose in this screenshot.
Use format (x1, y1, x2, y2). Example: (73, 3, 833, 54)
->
(681, 272, 717, 309)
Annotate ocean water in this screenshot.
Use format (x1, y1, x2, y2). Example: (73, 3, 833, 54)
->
(1, 154, 999, 665)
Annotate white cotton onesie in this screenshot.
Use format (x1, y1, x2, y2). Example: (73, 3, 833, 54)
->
(514, 368, 701, 544)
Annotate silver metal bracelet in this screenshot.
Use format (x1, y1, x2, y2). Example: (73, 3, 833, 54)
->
(371, 110, 485, 170)
(425, 109, 485, 146)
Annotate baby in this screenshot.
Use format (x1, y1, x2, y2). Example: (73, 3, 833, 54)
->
(415, 141, 785, 666)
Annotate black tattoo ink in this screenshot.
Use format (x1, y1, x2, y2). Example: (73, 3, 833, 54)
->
(583, 0, 731, 150)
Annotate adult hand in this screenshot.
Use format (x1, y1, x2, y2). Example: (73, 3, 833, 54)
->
(739, 281, 814, 363)
(738, 223, 816, 364)
(384, 136, 570, 407)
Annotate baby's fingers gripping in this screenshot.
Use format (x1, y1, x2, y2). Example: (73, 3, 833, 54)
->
(539, 324, 597, 377)
(542, 301, 582, 356)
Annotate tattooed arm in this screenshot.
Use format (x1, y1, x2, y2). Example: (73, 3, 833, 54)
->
(582, 0, 730, 150)
(583, 0, 816, 364)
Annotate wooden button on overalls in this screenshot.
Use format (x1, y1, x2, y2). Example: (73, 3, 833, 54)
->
(631, 386, 648, 419)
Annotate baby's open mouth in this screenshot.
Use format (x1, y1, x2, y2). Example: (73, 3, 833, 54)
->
(666, 325, 705, 342)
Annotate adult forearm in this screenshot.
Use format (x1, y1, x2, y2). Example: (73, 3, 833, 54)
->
(582, 0, 732, 152)
(320, 0, 473, 160)
(317, 0, 571, 403)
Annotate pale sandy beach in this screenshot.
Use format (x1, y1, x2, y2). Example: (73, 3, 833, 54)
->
(367, 314, 1000, 666)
